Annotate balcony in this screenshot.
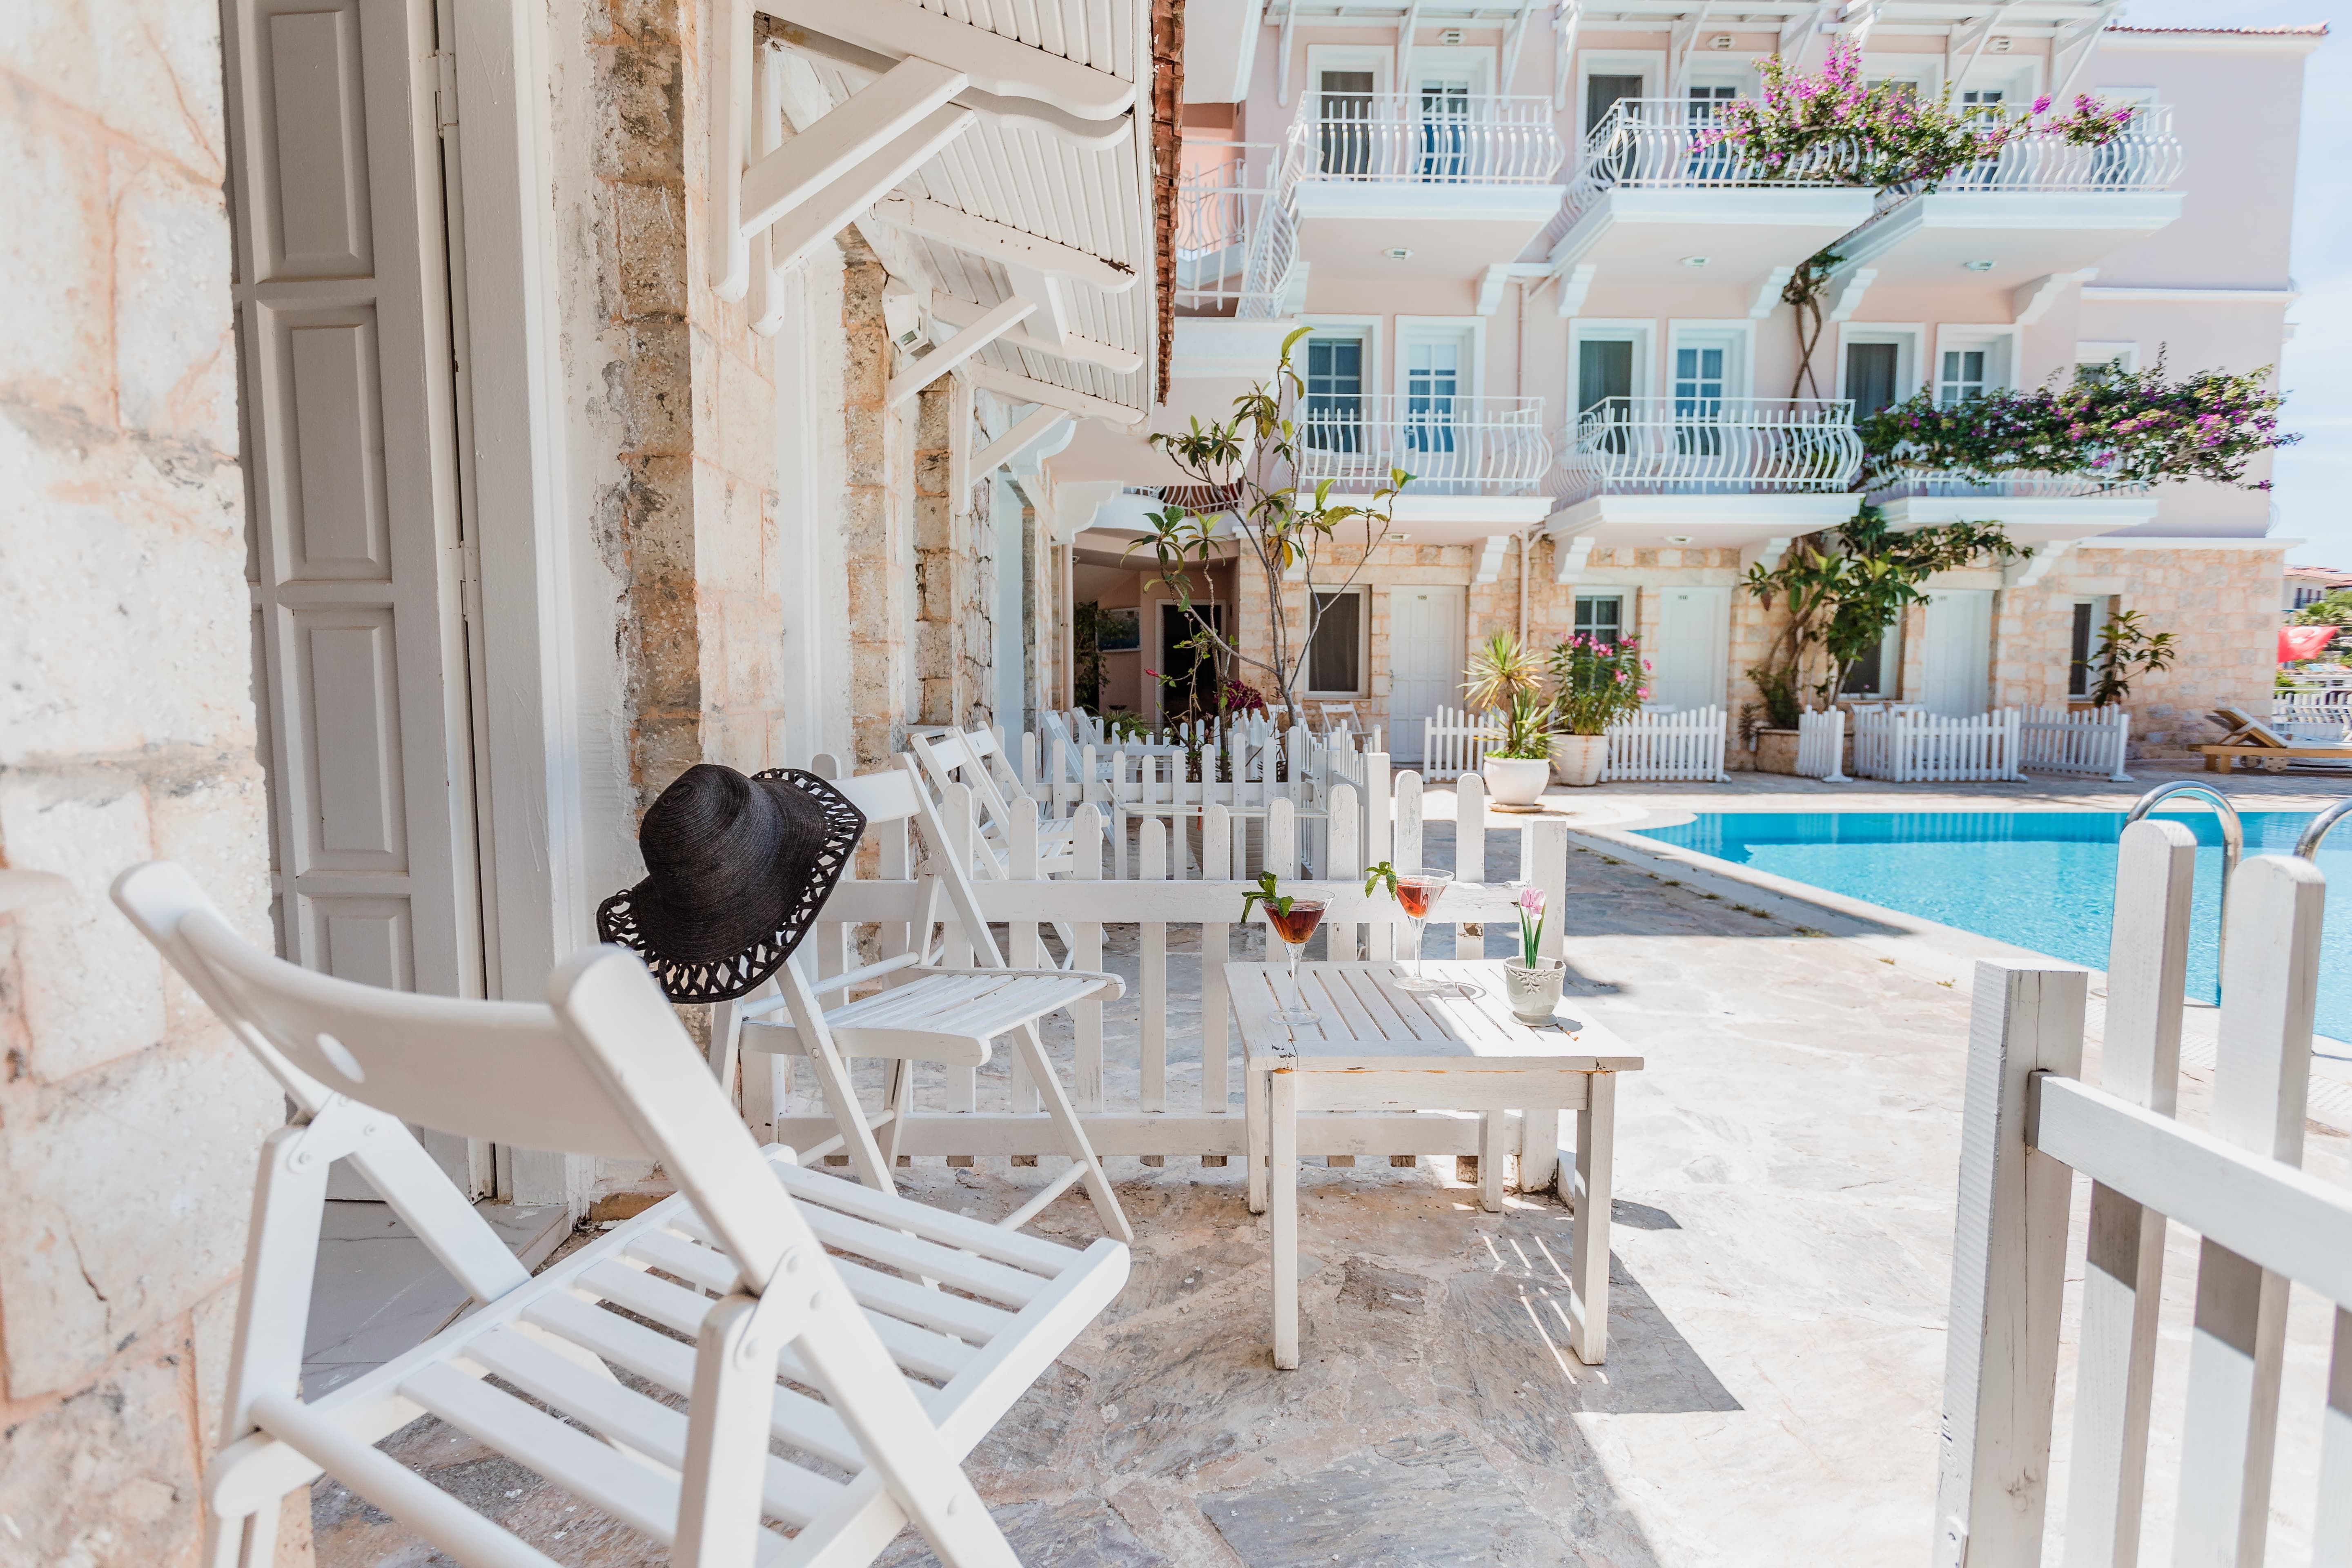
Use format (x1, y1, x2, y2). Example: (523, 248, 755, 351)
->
(1868, 469, 2160, 542)
(1829, 105, 2185, 290)
(1281, 94, 1568, 283)
(1294, 394, 1554, 535)
(1547, 399, 1867, 553)
(1546, 100, 1877, 291)
(1174, 141, 1292, 318)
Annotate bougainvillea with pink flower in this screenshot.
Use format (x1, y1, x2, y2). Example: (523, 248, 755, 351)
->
(1546, 635, 1650, 736)
(1689, 41, 2136, 189)
(1859, 355, 2295, 492)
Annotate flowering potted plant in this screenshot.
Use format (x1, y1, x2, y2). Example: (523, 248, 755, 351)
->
(1463, 632, 1554, 808)
(1545, 635, 1648, 786)
(1501, 887, 1564, 1025)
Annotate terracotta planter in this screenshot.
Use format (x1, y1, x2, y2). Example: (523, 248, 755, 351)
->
(1754, 728, 1802, 775)
(1502, 958, 1567, 1025)
(1548, 733, 1608, 786)
(1481, 756, 1552, 807)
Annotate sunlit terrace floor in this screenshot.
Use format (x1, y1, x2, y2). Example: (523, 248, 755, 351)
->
(310, 770, 2352, 1567)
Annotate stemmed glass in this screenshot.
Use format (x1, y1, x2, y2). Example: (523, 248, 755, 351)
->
(1391, 867, 1474, 996)
(1265, 898, 1327, 1025)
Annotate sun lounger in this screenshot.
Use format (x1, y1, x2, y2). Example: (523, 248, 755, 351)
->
(2195, 706, 2352, 773)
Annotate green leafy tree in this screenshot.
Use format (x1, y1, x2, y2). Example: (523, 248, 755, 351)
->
(1743, 506, 2023, 717)
(1131, 329, 1409, 724)
(2087, 610, 2178, 708)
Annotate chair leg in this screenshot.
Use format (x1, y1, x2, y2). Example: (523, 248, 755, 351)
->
(203, 1503, 270, 1568)
(1012, 1022, 1133, 1245)
(880, 1060, 913, 1168)
(676, 1296, 779, 1567)
(800, 1034, 897, 1195)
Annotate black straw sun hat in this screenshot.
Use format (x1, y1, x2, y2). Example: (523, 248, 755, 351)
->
(596, 764, 866, 1002)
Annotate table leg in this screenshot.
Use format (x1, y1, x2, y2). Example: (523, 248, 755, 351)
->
(1271, 1071, 1300, 1370)
(1519, 1107, 1561, 1195)
(1246, 1063, 1269, 1214)
(1570, 1070, 1616, 1365)
(1478, 1111, 1507, 1213)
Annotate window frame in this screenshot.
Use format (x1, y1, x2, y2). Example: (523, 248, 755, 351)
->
(1305, 586, 1369, 698)
(1666, 318, 1757, 405)
(1576, 49, 1667, 147)
(2067, 595, 2113, 700)
(1932, 325, 2020, 407)
(1838, 619, 1903, 699)
(1569, 318, 1655, 416)
(1573, 590, 1629, 645)
(1835, 323, 1924, 416)
(2076, 340, 2140, 383)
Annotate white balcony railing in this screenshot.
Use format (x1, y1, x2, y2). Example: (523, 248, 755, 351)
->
(1174, 140, 1298, 318)
(1866, 471, 2154, 503)
(1289, 92, 1568, 186)
(1296, 396, 1552, 496)
(1556, 398, 1863, 503)
(1867, 102, 2184, 216)
(1557, 98, 1864, 235)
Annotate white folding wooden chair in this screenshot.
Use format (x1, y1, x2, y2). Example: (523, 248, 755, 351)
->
(113, 860, 1129, 1568)
(908, 728, 1080, 878)
(713, 758, 1134, 1245)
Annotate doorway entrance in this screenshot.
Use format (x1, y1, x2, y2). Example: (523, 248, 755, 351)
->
(1156, 602, 1226, 723)
(1387, 586, 1466, 763)
(1651, 587, 1730, 712)
(1921, 589, 1994, 715)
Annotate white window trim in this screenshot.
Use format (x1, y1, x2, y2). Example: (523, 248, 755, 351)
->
(1306, 44, 1393, 100)
(1299, 315, 1383, 396)
(1393, 315, 1484, 402)
(1933, 323, 2023, 403)
(2076, 340, 2140, 374)
(1572, 589, 1631, 639)
(1859, 53, 1944, 96)
(1306, 585, 1370, 698)
(1666, 318, 1758, 401)
(1836, 322, 1926, 408)
(2067, 594, 2113, 699)
(1575, 49, 1668, 144)
(1840, 620, 1902, 699)
(1406, 45, 1496, 97)
(1951, 57, 2045, 107)
(1569, 317, 1655, 411)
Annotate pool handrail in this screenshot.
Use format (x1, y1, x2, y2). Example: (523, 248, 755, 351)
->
(2295, 797, 2352, 861)
(2124, 782, 2244, 975)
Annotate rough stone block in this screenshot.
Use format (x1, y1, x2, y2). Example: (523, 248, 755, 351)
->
(114, 158, 237, 450)
(613, 179, 686, 318)
(0, 1036, 281, 1397)
(0, 773, 165, 1082)
(0, 92, 118, 420)
(0, 1355, 203, 1568)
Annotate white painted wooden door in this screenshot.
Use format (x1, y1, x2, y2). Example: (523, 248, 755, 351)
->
(1652, 586, 1730, 712)
(1922, 588, 1995, 716)
(1387, 586, 1466, 764)
(225, 0, 485, 1190)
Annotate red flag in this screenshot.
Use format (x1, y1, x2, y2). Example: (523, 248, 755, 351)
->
(2280, 624, 2337, 662)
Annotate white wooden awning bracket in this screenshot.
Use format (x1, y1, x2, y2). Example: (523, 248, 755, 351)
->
(973, 406, 1076, 474)
(874, 196, 1140, 295)
(929, 294, 1143, 375)
(887, 296, 1037, 407)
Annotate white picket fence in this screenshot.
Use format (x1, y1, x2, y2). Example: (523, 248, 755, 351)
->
(1796, 707, 1848, 781)
(1938, 823, 2348, 1565)
(2018, 705, 2133, 780)
(1421, 705, 1499, 781)
(1604, 706, 1729, 782)
(768, 763, 1571, 1174)
(1852, 707, 2025, 783)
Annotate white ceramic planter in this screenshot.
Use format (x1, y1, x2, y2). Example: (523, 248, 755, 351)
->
(1502, 958, 1566, 1024)
(1548, 733, 1607, 787)
(1481, 756, 1552, 807)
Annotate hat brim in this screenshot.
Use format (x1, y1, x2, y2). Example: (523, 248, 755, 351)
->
(595, 769, 866, 1002)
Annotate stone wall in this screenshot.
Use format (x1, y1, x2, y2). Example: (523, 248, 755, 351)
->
(0, 8, 295, 1563)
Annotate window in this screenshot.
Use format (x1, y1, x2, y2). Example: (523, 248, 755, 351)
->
(1308, 590, 1363, 694)
(1318, 70, 1376, 174)
(1940, 347, 1989, 403)
(1840, 621, 1901, 698)
(1574, 593, 1625, 643)
(2075, 342, 2138, 384)
(1304, 334, 1364, 452)
(2067, 599, 2109, 699)
(1585, 73, 1644, 140)
(1846, 341, 1901, 418)
(1403, 336, 1461, 456)
(1418, 75, 1472, 180)
(1577, 337, 1634, 415)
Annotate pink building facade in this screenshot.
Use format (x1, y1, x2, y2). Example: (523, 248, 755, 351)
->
(1055, 5, 2316, 760)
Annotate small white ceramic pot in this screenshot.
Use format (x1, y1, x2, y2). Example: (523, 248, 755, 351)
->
(1502, 958, 1566, 1024)
(1481, 756, 1552, 807)
(1548, 733, 1608, 786)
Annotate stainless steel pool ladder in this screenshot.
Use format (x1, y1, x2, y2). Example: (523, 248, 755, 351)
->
(2124, 782, 2244, 978)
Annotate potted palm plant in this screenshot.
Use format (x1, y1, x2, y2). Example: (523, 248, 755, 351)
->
(1546, 634, 1649, 786)
(1465, 632, 1553, 808)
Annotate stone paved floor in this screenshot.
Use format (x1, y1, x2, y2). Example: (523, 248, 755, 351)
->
(309, 771, 2352, 1567)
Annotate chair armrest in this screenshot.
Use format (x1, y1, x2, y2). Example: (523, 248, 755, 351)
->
(903, 965, 1125, 1001)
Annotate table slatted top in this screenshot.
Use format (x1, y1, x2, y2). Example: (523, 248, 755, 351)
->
(1227, 961, 1644, 1074)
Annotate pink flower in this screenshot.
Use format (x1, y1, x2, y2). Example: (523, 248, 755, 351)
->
(1518, 887, 1546, 917)
(2031, 94, 2053, 115)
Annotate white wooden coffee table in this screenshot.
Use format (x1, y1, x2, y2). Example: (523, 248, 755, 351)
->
(1228, 959, 1643, 1370)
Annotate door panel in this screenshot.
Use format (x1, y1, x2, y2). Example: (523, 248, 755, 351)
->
(1386, 586, 1466, 763)
(226, 0, 483, 1192)
(1653, 587, 1729, 712)
(1922, 589, 1994, 715)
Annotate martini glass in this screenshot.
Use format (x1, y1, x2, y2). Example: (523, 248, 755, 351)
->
(1265, 898, 1327, 1025)
(1391, 868, 1476, 996)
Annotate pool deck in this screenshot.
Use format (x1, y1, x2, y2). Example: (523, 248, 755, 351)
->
(305, 760, 2352, 1568)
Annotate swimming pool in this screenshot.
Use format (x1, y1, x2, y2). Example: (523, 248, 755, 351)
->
(1628, 811, 2350, 1042)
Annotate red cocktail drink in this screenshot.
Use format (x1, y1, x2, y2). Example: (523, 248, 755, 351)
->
(1265, 900, 1325, 948)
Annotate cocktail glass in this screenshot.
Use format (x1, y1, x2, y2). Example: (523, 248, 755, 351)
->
(1392, 868, 1475, 996)
(1265, 898, 1327, 1025)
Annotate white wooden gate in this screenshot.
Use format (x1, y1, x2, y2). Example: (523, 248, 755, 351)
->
(225, 0, 484, 1190)
(1796, 707, 1848, 781)
(1852, 708, 2024, 783)
(1937, 824, 2343, 1566)
(2018, 705, 2132, 780)
(1604, 707, 1728, 782)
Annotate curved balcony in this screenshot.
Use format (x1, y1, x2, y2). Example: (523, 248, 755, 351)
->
(1294, 93, 1566, 187)
(1557, 399, 1863, 503)
(1293, 396, 1553, 533)
(1866, 465, 2160, 541)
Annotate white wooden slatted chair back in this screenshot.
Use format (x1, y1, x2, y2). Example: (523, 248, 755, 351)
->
(1937, 829, 2347, 1566)
(114, 860, 1108, 1568)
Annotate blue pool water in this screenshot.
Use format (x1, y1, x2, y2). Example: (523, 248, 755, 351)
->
(1628, 811, 2350, 1042)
